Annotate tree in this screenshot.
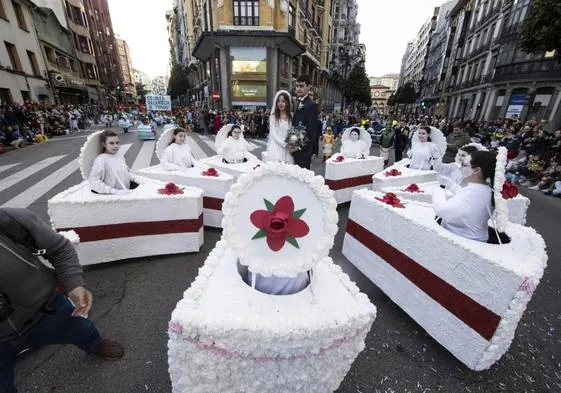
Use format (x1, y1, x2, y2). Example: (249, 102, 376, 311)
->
(135, 80, 148, 104)
(387, 92, 396, 107)
(519, 0, 561, 57)
(344, 64, 372, 108)
(394, 83, 418, 105)
(168, 64, 191, 99)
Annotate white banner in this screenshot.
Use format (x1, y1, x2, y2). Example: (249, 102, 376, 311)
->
(146, 95, 171, 111)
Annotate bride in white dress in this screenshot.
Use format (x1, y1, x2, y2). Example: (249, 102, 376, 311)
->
(218, 125, 256, 163)
(340, 127, 371, 159)
(266, 90, 294, 164)
(407, 126, 444, 170)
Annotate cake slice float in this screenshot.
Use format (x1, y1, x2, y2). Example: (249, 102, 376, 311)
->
(168, 163, 376, 393)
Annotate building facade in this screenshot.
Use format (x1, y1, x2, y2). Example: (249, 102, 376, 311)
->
(115, 36, 136, 103)
(83, 0, 120, 103)
(167, 0, 338, 111)
(0, 0, 52, 105)
(32, 6, 88, 104)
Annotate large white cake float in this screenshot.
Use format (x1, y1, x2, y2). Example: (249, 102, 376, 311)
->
(381, 181, 531, 225)
(48, 130, 204, 265)
(372, 159, 439, 191)
(168, 164, 376, 393)
(200, 124, 262, 179)
(137, 127, 234, 228)
(342, 188, 547, 371)
(325, 127, 384, 204)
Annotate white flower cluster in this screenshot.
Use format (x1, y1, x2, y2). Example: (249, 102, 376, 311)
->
(168, 240, 376, 393)
(493, 147, 509, 233)
(221, 163, 339, 278)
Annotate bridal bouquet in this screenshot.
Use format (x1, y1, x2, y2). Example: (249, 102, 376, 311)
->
(285, 123, 309, 150)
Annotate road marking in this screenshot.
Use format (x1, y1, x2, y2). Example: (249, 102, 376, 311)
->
(0, 163, 20, 175)
(198, 135, 217, 152)
(248, 139, 267, 147)
(1, 143, 133, 208)
(118, 143, 133, 157)
(131, 141, 155, 171)
(0, 155, 66, 191)
(186, 136, 208, 159)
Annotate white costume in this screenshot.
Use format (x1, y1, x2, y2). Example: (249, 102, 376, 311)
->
(266, 90, 294, 164)
(161, 143, 203, 171)
(218, 135, 255, 163)
(339, 127, 372, 159)
(407, 142, 442, 170)
(432, 183, 493, 242)
(88, 153, 139, 194)
(248, 271, 310, 295)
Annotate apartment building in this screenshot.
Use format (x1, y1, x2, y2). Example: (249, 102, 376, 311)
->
(115, 35, 136, 103)
(0, 0, 52, 104)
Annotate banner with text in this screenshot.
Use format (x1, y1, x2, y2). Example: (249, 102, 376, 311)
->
(146, 95, 172, 111)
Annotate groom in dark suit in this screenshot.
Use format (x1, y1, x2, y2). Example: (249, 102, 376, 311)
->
(290, 74, 318, 169)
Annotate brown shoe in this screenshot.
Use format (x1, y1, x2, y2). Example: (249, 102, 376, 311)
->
(93, 339, 124, 360)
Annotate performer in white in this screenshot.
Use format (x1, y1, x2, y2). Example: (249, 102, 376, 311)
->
(218, 124, 256, 164)
(161, 128, 204, 170)
(432, 150, 496, 242)
(438, 144, 486, 193)
(88, 130, 142, 195)
(407, 126, 444, 170)
(266, 90, 294, 164)
(340, 127, 371, 159)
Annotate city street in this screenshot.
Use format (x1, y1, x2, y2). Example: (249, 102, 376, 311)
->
(1, 130, 559, 393)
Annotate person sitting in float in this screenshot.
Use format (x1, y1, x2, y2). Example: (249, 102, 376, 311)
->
(407, 126, 444, 170)
(218, 124, 255, 164)
(161, 127, 205, 170)
(89, 130, 142, 195)
(340, 127, 371, 159)
(438, 144, 486, 193)
(432, 150, 496, 242)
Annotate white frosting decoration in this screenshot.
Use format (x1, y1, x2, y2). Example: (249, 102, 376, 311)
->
(344, 189, 547, 370)
(372, 159, 438, 191)
(168, 240, 376, 393)
(221, 163, 339, 277)
(493, 147, 509, 233)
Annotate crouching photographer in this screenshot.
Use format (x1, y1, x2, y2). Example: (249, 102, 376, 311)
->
(0, 208, 124, 393)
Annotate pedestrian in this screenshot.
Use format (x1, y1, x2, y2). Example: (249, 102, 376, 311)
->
(393, 122, 407, 162)
(380, 127, 394, 167)
(0, 208, 124, 393)
(322, 127, 334, 161)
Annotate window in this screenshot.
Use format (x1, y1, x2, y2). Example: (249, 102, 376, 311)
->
(20, 90, 30, 102)
(26, 50, 40, 75)
(45, 46, 55, 63)
(12, 1, 27, 30)
(0, 0, 6, 19)
(0, 88, 12, 105)
(233, 0, 259, 26)
(288, 4, 295, 28)
(4, 41, 22, 71)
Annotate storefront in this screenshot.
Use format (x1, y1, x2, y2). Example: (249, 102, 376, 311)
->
(230, 47, 267, 108)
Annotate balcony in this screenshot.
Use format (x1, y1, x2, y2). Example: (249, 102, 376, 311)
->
(68, 19, 90, 38)
(493, 59, 561, 83)
(75, 50, 96, 64)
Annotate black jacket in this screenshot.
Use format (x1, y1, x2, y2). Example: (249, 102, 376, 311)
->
(0, 208, 84, 341)
(291, 96, 318, 169)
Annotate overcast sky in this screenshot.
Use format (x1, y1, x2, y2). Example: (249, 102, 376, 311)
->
(108, 0, 442, 78)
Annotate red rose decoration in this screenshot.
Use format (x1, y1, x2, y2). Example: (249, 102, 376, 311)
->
(158, 182, 184, 195)
(501, 181, 518, 199)
(385, 169, 402, 177)
(250, 196, 310, 252)
(202, 167, 219, 177)
(375, 192, 405, 208)
(404, 183, 423, 193)
(334, 155, 345, 162)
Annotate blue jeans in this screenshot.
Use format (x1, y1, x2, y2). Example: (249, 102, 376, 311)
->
(0, 293, 101, 393)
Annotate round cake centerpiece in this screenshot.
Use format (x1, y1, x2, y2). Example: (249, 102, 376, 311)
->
(222, 163, 338, 278)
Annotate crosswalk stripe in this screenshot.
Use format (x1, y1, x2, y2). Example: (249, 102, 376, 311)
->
(186, 136, 207, 160)
(197, 135, 217, 152)
(131, 141, 156, 171)
(0, 155, 66, 191)
(0, 163, 20, 175)
(247, 139, 267, 147)
(1, 143, 134, 208)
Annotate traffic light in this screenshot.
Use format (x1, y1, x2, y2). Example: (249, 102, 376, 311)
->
(420, 101, 426, 109)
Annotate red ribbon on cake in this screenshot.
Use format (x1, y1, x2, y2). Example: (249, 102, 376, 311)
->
(404, 183, 423, 193)
(501, 181, 518, 199)
(334, 155, 345, 163)
(158, 182, 184, 195)
(375, 192, 405, 208)
(201, 167, 219, 177)
(385, 169, 402, 177)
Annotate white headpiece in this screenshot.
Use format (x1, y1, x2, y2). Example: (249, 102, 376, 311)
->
(215, 124, 244, 150)
(411, 126, 447, 156)
(341, 127, 372, 150)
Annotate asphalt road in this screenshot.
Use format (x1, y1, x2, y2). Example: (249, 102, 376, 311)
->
(1, 128, 559, 393)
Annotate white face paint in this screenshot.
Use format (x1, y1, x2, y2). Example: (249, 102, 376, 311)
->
(350, 131, 360, 141)
(459, 154, 473, 179)
(455, 150, 469, 165)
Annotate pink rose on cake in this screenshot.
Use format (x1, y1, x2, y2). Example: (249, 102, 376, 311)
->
(375, 192, 405, 208)
(201, 167, 219, 177)
(158, 182, 184, 195)
(404, 183, 423, 193)
(250, 195, 310, 251)
(385, 169, 402, 177)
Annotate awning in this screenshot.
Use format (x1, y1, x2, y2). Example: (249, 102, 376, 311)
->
(193, 31, 305, 61)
